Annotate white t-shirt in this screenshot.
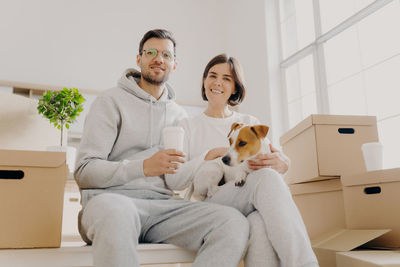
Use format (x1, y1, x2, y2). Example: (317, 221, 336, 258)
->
(165, 111, 263, 192)
(179, 111, 260, 160)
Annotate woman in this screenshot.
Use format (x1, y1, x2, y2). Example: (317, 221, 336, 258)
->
(166, 54, 318, 267)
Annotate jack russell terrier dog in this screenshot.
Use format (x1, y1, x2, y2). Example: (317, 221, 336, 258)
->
(188, 122, 271, 200)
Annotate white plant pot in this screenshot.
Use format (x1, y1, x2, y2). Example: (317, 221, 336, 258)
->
(46, 146, 77, 173)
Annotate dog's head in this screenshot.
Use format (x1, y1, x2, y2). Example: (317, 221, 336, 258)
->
(222, 122, 269, 167)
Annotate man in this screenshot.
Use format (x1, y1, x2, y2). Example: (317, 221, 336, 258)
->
(74, 29, 249, 267)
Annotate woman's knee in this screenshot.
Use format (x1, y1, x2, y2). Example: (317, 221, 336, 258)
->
(247, 168, 286, 188)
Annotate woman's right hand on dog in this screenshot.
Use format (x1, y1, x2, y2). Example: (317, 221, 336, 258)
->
(143, 149, 185, 176)
(205, 147, 229, 161)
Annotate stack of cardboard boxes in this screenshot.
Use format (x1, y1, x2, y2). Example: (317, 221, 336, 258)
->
(280, 114, 400, 267)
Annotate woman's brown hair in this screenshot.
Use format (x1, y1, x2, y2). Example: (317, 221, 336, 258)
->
(201, 54, 246, 106)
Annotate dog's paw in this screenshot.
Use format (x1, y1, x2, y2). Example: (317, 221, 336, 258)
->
(235, 178, 246, 187)
(207, 185, 220, 198)
(192, 191, 206, 201)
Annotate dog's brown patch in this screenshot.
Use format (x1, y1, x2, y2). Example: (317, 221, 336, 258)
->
(234, 125, 269, 163)
(229, 137, 233, 145)
(251, 125, 269, 139)
(227, 122, 244, 137)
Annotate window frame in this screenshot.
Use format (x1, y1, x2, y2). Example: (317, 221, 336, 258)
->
(279, 0, 395, 128)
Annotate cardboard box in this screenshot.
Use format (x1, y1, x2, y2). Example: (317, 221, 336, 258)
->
(336, 250, 400, 267)
(289, 178, 346, 240)
(280, 114, 378, 184)
(0, 149, 67, 248)
(312, 228, 391, 267)
(342, 168, 400, 248)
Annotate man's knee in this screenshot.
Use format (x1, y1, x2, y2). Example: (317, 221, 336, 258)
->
(85, 193, 138, 216)
(247, 212, 264, 232)
(81, 193, 141, 240)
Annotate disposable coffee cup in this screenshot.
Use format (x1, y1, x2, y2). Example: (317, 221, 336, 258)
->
(162, 126, 184, 151)
(361, 142, 383, 171)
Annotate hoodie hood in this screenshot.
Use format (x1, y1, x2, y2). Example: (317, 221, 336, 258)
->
(117, 68, 176, 103)
(116, 68, 184, 149)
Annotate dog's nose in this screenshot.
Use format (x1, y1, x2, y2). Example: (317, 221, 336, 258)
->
(222, 155, 231, 165)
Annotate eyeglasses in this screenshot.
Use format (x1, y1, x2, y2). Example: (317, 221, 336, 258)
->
(141, 48, 174, 61)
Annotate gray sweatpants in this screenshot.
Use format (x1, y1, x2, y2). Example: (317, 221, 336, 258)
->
(79, 191, 249, 267)
(205, 168, 319, 267)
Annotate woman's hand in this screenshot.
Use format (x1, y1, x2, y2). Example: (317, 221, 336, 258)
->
(204, 147, 229, 161)
(248, 144, 290, 174)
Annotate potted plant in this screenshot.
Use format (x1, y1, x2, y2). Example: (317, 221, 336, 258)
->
(37, 88, 85, 172)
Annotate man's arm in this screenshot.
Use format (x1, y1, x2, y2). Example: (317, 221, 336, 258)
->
(74, 96, 147, 188)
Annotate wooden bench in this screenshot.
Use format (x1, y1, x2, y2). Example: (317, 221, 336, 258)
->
(0, 242, 196, 267)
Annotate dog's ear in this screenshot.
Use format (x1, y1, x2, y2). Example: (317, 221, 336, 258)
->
(250, 125, 269, 139)
(227, 122, 244, 137)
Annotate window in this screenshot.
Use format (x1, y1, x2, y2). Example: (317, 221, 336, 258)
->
(285, 54, 318, 126)
(279, 0, 400, 168)
(280, 0, 315, 58)
(319, 0, 375, 32)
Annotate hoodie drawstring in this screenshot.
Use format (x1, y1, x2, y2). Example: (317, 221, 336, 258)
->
(150, 100, 153, 148)
(149, 100, 168, 149)
(164, 103, 167, 136)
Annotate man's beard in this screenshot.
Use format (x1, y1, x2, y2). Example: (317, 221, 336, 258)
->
(142, 70, 169, 85)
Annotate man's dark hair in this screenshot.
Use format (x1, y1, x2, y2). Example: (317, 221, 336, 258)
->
(201, 54, 246, 106)
(139, 29, 176, 57)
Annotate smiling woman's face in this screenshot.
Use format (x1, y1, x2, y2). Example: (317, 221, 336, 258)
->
(203, 63, 236, 106)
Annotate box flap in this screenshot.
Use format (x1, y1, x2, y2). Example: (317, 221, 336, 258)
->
(0, 149, 66, 168)
(312, 228, 391, 252)
(337, 250, 400, 266)
(280, 114, 377, 145)
(311, 114, 377, 126)
(280, 115, 313, 145)
(289, 178, 342, 195)
(342, 168, 400, 187)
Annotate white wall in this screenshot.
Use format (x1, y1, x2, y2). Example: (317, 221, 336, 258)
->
(0, 0, 283, 142)
(222, 0, 273, 129)
(0, 0, 229, 99)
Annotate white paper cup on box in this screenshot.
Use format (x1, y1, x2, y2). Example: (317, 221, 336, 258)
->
(361, 142, 383, 171)
(162, 126, 184, 151)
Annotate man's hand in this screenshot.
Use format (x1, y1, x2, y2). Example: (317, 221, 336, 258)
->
(143, 149, 185, 177)
(204, 147, 229, 161)
(248, 144, 290, 174)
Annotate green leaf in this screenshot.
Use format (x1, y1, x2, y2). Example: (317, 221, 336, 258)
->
(36, 87, 86, 135)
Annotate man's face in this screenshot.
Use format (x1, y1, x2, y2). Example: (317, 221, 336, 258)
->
(137, 38, 177, 85)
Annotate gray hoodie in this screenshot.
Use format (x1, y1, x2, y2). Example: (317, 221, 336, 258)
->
(74, 68, 187, 201)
